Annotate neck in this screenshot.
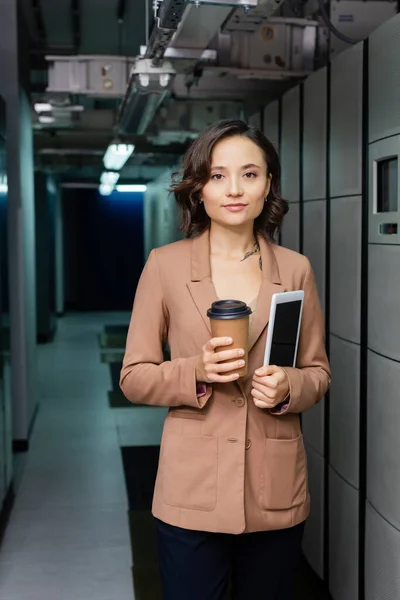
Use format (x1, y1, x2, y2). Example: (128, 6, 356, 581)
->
(209, 221, 256, 259)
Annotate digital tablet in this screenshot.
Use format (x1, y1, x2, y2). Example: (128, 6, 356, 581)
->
(263, 291, 304, 367)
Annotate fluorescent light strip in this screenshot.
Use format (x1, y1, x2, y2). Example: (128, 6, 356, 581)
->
(99, 183, 114, 196)
(34, 103, 53, 112)
(39, 115, 56, 124)
(100, 171, 120, 186)
(116, 184, 147, 193)
(0, 184, 7, 194)
(103, 144, 135, 171)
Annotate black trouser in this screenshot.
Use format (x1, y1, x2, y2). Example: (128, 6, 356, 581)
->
(155, 518, 305, 600)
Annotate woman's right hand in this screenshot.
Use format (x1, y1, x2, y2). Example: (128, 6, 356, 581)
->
(195, 337, 245, 383)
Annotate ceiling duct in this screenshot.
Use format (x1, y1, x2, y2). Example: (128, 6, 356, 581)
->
(118, 58, 176, 135)
(145, 0, 190, 66)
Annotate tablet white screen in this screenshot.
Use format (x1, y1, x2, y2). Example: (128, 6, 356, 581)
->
(269, 300, 302, 367)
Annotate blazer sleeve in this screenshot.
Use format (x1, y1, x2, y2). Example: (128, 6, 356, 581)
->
(120, 248, 212, 408)
(271, 258, 331, 415)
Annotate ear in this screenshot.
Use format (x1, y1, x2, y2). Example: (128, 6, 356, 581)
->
(265, 173, 272, 196)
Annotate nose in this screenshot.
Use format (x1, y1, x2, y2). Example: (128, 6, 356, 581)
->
(225, 177, 243, 197)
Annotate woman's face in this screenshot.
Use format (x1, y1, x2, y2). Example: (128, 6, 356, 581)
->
(201, 135, 271, 229)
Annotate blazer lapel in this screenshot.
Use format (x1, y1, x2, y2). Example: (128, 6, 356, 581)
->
(186, 230, 218, 335)
(248, 236, 285, 353)
(186, 230, 285, 346)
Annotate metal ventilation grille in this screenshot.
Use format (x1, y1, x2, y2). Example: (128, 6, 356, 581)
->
(366, 502, 400, 600)
(369, 14, 400, 143)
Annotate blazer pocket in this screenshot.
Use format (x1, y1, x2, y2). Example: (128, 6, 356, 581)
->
(169, 407, 207, 420)
(162, 433, 218, 511)
(259, 435, 307, 511)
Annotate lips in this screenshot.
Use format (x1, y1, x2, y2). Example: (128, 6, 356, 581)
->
(223, 203, 248, 212)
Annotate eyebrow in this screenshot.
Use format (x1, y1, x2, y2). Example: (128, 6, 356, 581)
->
(210, 163, 261, 170)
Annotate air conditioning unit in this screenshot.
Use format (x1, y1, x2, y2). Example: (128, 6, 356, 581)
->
(46, 55, 131, 97)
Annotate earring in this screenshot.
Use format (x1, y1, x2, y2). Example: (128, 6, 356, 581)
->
(199, 199, 203, 204)
(264, 196, 268, 202)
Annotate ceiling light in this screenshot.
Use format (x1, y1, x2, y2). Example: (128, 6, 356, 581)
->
(103, 144, 134, 171)
(0, 175, 7, 194)
(62, 105, 84, 112)
(34, 103, 53, 112)
(39, 115, 56, 124)
(100, 171, 120, 186)
(99, 183, 114, 196)
(116, 184, 147, 193)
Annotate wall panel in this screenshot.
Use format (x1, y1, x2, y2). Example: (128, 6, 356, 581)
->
(329, 467, 359, 600)
(303, 200, 326, 312)
(280, 202, 300, 252)
(263, 100, 279, 150)
(369, 14, 400, 142)
(303, 68, 327, 202)
(330, 196, 362, 343)
(329, 335, 360, 488)
(365, 502, 400, 600)
(367, 351, 400, 529)
(330, 43, 363, 198)
(368, 245, 400, 362)
(303, 443, 325, 579)
(281, 86, 300, 203)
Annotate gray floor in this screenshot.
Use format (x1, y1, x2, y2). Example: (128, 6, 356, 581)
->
(0, 313, 168, 600)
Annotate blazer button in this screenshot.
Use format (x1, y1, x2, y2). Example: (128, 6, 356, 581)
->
(245, 439, 252, 450)
(236, 397, 245, 407)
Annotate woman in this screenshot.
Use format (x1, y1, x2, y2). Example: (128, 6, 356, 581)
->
(120, 119, 330, 599)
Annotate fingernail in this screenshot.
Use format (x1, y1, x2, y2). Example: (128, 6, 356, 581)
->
(238, 349, 245, 356)
(239, 361, 245, 367)
(226, 337, 233, 343)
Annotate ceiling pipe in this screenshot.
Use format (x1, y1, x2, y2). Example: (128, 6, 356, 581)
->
(71, 0, 81, 51)
(117, 0, 128, 23)
(31, 0, 47, 46)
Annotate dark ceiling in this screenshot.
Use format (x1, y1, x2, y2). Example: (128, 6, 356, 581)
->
(22, 0, 150, 57)
(20, 0, 174, 183)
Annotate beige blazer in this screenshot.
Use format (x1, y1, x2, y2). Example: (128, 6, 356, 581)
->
(120, 229, 331, 534)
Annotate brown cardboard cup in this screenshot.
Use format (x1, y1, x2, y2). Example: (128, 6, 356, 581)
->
(207, 300, 252, 378)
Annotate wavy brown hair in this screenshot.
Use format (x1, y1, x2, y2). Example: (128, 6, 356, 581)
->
(170, 119, 288, 241)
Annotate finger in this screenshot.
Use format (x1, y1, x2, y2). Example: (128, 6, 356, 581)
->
(205, 337, 233, 351)
(253, 398, 271, 409)
(251, 388, 274, 408)
(253, 374, 278, 389)
(212, 348, 245, 363)
(207, 359, 245, 374)
(254, 364, 281, 377)
(251, 387, 268, 402)
(251, 381, 276, 400)
(210, 372, 240, 384)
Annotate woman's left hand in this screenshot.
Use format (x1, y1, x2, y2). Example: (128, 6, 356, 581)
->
(251, 365, 290, 409)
